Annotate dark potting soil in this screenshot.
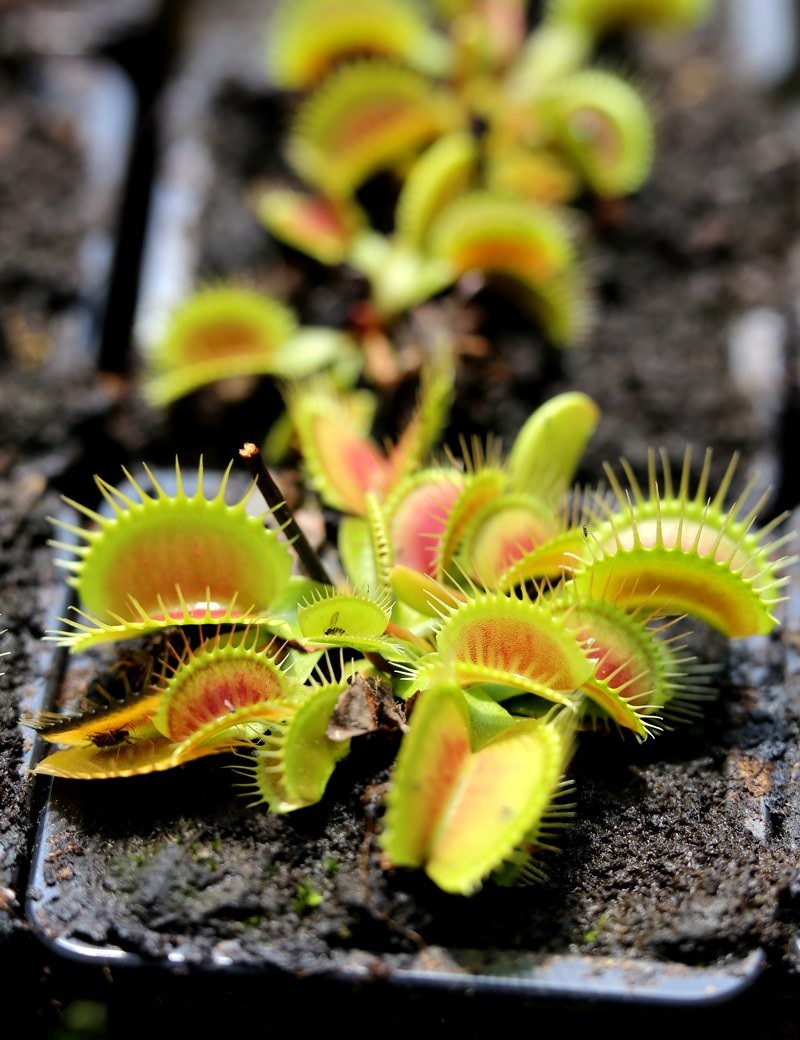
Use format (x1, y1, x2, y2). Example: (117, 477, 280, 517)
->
(5, 2, 800, 1026)
(0, 55, 135, 974)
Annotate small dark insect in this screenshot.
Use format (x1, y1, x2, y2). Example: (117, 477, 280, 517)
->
(88, 728, 131, 749)
(324, 611, 346, 636)
(582, 524, 589, 537)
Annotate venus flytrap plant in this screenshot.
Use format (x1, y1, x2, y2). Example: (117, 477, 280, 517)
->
(24, 0, 776, 906)
(234, 675, 354, 813)
(571, 447, 794, 637)
(354, 391, 793, 741)
(360, 391, 600, 606)
(46, 459, 296, 652)
(256, 99, 591, 340)
(29, 686, 230, 780)
(284, 345, 454, 516)
(28, 381, 792, 894)
(265, 0, 451, 89)
(249, 0, 677, 353)
(140, 284, 361, 407)
(381, 682, 577, 894)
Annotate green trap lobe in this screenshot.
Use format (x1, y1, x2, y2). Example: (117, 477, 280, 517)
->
(156, 654, 291, 742)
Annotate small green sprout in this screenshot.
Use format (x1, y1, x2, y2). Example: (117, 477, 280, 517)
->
(293, 880, 325, 915)
(581, 912, 608, 944)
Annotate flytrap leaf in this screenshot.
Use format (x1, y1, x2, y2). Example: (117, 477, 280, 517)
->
(286, 60, 463, 198)
(384, 468, 466, 577)
(141, 286, 296, 406)
(33, 728, 226, 780)
(29, 693, 226, 779)
(416, 591, 594, 708)
(153, 632, 300, 748)
(431, 190, 575, 283)
(446, 0, 529, 76)
(458, 493, 562, 587)
(485, 483, 596, 590)
(48, 460, 293, 651)
(428, 191, 588, 345)
(29, 692, 162, 747)
(573, 448, 795, 637)
(533, 68, 654, 198)
(395, 132, 477, 251)
(142, 286, 360, 406)
(287, 355, 453, 517)
(507, 390, 600, 500)
(381, 683, 575, 894)
(389, 564, 466, 618)
(253, 188, 363, 265)
(505, 22, 592, 101)
(267, 0, 446, 89)
(434, 465, 508, 582)
(297, 581, 430, 661)
(385, 345, 456, 488)
(297, 587, 405, 658)
(550, 591, 713, 737)
(487, 148, 581, 206)
(235, 679, 352, 813)
(287, 380, 391, 514)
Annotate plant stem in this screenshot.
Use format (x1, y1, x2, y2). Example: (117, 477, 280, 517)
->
(239, 442, 333, 586)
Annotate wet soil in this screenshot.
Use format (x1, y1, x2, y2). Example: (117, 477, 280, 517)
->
(4, 3, 800, 1034)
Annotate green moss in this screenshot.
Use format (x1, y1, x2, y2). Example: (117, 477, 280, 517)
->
(581, 912, 608, 943)
(293, 879, 325, 915)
